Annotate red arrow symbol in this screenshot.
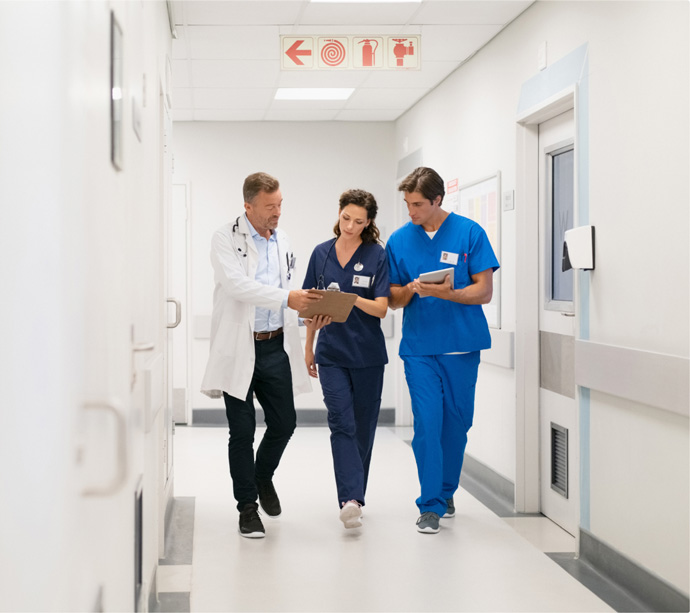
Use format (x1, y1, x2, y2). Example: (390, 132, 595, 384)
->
(286, 40, 311, 65)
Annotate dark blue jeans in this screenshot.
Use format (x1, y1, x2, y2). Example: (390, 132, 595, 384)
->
(223, 336, 296, 511)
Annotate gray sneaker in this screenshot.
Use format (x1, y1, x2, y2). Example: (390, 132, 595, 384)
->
(442, 497, 455, 518)
(416, 511, 440, 533)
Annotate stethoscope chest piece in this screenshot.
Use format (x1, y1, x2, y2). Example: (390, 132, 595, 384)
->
(354, 262, 364, 272)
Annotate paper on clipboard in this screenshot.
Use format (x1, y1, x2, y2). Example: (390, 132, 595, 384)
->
(298, 290, 358, 323)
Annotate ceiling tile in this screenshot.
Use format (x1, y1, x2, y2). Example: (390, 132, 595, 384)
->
(345, 87, 428, 110)
(190, 59, 280, 87)
(193, 88, 276, 109)
(359, 61, 459, 89)
(335, 109, 402, 122)
(278, 24, 421, 37)
(277, 70, 371, 88)
(178, 1, 305, 26)
(412, 1, 533, 25)
(420, 24, 503, 61)
(300, 2, 421, 26)
(270, 99, 348, 111)
(193, 109, 267, 121)
(263, 109, 340, 121)
(186, 25, 280, 60)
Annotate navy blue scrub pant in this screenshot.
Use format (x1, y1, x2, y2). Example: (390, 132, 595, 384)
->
(319, 364, 385, 508)
(402, 351, 480, 517)
(223, 335, 297, 511)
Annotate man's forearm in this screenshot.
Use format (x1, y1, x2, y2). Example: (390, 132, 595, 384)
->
(389, 283, 414, 310)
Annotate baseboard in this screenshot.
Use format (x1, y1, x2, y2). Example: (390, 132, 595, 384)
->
(458, 454, 532, 518)
(579, 528, 690, 613)
(190, 407, 395, 427)
(458, 457, 690, 611)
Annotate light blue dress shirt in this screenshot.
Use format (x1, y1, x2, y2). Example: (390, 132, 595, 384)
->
(246, 215, 287, 332)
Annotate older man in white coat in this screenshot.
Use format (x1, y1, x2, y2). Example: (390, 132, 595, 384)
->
(201, 172, 322, 538)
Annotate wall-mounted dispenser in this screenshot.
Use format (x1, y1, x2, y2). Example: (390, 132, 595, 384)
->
(562, 225, 595, 271)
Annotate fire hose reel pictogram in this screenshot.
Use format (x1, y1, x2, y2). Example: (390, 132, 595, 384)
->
(320, 39, 347, 66)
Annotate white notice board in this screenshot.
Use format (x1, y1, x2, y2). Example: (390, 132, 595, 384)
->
(443, 172, 501, 329)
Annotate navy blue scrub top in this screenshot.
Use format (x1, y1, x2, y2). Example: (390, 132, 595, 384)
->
(303, 239, 390, 368)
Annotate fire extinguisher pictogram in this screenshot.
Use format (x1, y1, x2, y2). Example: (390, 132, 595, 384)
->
(358, 39, 379, 67)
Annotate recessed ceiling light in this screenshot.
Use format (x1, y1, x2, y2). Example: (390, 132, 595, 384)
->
(275, 88, 355, 101)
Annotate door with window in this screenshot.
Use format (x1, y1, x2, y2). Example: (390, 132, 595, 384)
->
(538, 109, 579, 535)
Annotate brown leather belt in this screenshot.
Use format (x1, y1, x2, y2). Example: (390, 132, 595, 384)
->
(254, 327, 283, 341)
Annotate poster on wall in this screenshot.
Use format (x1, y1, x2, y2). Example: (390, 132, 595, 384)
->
(444, 172, 501, 328)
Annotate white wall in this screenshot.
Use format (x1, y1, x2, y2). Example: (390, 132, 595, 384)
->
(395, 0, 688, 595)
(172, 121, 397, 411)
(0, 1, 172, 610)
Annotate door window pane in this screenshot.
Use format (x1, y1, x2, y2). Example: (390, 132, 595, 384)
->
(552, 148, 574, 302)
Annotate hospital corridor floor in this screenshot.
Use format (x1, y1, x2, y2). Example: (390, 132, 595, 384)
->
(155, 426, 617, 613)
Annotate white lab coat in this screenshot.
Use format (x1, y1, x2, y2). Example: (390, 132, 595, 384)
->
(200, 215, 311, 401)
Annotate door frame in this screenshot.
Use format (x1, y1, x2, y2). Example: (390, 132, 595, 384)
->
(515, 85, 580, 514)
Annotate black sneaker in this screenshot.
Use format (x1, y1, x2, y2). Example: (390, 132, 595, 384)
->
(238, 503, 265, 538)
(256, 479, 281, 517)
(443, 497, 455, 518)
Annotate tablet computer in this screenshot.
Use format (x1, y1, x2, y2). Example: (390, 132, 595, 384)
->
(418, 267, 455, 285)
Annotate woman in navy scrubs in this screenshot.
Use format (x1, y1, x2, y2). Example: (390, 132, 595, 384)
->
(302, 189, 389, 529)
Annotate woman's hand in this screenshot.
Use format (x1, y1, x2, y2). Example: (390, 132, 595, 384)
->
(303, 314, 332, 331)
(305, 348, 319, 379)
(303, 314, 331, 379)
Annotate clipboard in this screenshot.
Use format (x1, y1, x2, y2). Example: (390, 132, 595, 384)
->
(298, 290, 358, 323)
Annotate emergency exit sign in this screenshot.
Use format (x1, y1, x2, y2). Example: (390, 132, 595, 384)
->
(281, 36, 420, 70)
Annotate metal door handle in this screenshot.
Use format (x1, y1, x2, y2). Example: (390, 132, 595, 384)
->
(82, 401, 128, 497)
(133, 342, 155, 352)
(561, 312, 576, 317)
(167, 298, 181, 329)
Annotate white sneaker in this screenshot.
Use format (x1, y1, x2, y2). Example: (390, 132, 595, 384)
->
(339, 500, 363, 529)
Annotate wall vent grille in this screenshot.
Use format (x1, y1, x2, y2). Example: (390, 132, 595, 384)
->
(550, 422, 569, 498)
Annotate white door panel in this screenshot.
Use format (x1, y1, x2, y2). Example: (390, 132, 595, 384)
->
(538, 110, 579, 536)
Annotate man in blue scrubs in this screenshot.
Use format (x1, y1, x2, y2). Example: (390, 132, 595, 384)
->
(386, 167, 499, 534)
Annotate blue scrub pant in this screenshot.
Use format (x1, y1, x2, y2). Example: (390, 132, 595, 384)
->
(319, 364, 385, 508)
(402, 352, 480, 516)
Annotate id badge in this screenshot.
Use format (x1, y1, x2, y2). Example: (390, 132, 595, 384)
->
(352, 275, 371, 288)
(440, 251, 459, 265)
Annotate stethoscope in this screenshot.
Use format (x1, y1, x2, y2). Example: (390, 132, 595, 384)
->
(318, 238, 365, 290)
(232, 215, 295, 280)
(232, 216, 248, 261)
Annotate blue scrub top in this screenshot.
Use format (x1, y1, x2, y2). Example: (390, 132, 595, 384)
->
(385, 212, 499, 356)
(303, 239, 390, 368)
